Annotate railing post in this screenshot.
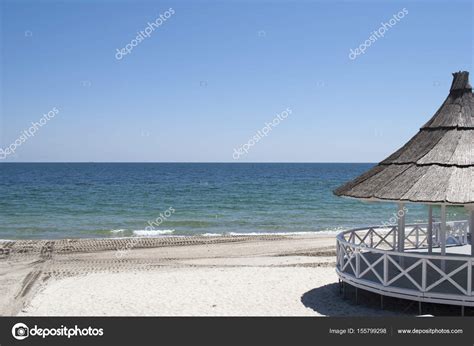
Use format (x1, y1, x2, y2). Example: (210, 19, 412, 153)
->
(416, 226, 420, 249)
(383, 254, 388, 286)
(339, 244, 344, 269)
(468, 259, 472, 296)
(422, 259, 427, 292)
(356, 249, 360, 278)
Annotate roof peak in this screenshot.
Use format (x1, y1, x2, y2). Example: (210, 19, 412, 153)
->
(450, 71, 472, 95)
(421, 71, 474, 129)
(334, 71, 474, 204)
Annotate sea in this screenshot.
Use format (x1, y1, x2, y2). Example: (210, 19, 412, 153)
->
(0, 163, 467, 240)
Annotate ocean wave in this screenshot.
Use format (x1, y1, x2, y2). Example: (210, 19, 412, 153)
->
(133, 229, 175, 236)
(108, 229, 342, 238)
(110, 229, 127, 233)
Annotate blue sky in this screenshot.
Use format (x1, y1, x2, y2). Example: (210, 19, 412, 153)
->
(0, 0, 472, 162)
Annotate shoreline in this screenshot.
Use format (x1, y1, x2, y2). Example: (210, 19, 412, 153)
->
(0, 230, 342, 243)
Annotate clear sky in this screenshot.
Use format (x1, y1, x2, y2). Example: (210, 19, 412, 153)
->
(0, 0, 472, 162)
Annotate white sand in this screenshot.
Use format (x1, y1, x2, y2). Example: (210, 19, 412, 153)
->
(0, 235, 402, 316)
(22, 267, 335, 316)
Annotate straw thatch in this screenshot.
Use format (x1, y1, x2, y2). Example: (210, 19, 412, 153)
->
(334, 71, 474, 205)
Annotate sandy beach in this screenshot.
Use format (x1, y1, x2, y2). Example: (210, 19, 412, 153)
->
(0, 234, 408, 316)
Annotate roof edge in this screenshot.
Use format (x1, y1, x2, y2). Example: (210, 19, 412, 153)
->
(334, 194, 474, 206)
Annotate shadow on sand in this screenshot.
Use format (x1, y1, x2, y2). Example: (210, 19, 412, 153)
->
(301, 282, 471, 316)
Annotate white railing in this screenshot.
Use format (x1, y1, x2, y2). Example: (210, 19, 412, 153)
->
(336, 221, 474, 306)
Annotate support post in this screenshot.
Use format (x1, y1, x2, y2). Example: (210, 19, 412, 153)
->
(440, 204, 447, 272)
(470, 210, 474, 257)
(398, 203, 405, 267)
(440, 204, 447, 256)
(398, 203, 405, 253)
(393, 227, 397, 250)
(428, 205, 433, 254)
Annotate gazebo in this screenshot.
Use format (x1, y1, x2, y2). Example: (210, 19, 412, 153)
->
(333, 71, 474, 312)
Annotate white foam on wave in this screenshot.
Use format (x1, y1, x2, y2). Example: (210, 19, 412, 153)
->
(201, 233, 223, 237)
(110, 229, 127, 233)
(133, 229, 175, 236)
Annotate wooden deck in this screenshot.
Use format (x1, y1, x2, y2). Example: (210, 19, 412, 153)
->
(408, 244, 472, 256)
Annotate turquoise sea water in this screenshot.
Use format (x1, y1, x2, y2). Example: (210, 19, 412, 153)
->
(0, 163, 467, 240)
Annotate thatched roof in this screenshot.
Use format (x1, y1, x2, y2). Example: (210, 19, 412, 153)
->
(334, 71, 474, 205)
